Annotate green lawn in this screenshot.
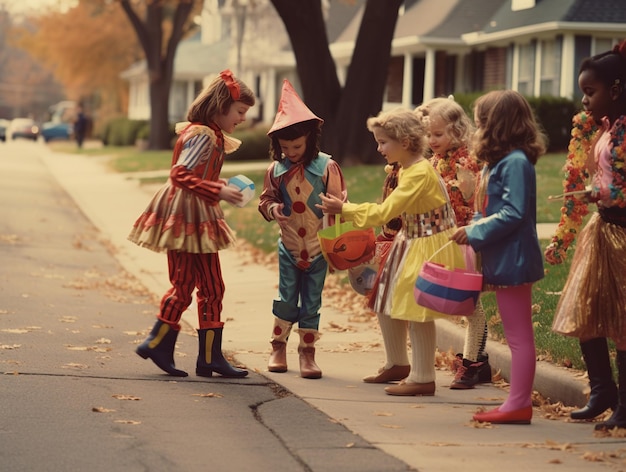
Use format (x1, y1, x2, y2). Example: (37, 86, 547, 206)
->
(53, 142, 586, 370)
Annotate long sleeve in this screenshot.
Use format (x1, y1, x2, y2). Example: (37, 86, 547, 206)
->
(170, 133, 224, 204)
(258, 162, 281, 221)
(465, 152, 533, 251)
(342, 161, 446, 228)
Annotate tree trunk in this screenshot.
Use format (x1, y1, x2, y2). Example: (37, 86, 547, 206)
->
(270, 0, 341, 129)
(270, 0, 402, 165)
(149, 71, 172, 149)
(119, 0, 194, 150)
(333, 0, 403, 164)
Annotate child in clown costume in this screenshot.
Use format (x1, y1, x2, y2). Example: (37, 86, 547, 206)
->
(258, 79, 347, 379)
(129, 70, 255, 378)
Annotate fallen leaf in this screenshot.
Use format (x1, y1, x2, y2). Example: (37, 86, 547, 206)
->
(192, 392, 224, 398)
(114, 420, 141, 425)
(62, 363, 88, 369)
(112, 394, 141, 401)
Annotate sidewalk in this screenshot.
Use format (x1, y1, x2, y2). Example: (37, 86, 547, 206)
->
(40, 148, 626, 471)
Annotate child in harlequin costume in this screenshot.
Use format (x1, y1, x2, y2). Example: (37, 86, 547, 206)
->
(545, 41, 626, 431)
(451, 90, 546, 424)
(128, 70, 255, 378)
(319, 108, 465, 396)
(258, 79, 346, 379)
(416, 97, 492, 390)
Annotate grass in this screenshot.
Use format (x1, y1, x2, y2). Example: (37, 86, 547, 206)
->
(53, 141, 586, 370)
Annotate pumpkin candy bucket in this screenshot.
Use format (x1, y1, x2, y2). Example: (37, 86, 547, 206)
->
(317, 220, 376, 271)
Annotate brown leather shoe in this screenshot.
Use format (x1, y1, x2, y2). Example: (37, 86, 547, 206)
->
(384, 380, 435, 396)
(298, 347, 322, 379)
(363, 365, 410, 383)
(268, 341, 287, 373)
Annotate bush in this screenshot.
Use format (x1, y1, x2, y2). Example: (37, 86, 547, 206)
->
(231, 125, 272, 161)
(103, 117, 148, 146)
(527, 96, 578, 152)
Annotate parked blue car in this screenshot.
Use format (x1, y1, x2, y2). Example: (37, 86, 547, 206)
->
(40, 121, 73, 142)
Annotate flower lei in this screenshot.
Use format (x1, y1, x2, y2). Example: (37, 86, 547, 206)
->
(549, 112, 597, 262)
(601, 116, 626, 205)
(430, 145, 479, 226)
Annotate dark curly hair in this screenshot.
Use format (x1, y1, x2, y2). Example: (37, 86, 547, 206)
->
(268, 119, 322, 166)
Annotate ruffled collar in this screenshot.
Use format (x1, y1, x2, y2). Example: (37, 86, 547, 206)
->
(174, 121, 242, 154)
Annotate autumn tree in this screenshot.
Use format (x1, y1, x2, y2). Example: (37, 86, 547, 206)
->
(117, 0, 202, 150)
(18, 0, 141, 124)
(0, 15, 65, 119)
(270, 0, 403, 164)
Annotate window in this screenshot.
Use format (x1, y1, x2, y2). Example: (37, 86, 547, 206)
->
(517, 43, 534, 96)
(540, 39, 561, 96)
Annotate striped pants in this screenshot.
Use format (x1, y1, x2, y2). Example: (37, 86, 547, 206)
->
(158, 250, 225, 329)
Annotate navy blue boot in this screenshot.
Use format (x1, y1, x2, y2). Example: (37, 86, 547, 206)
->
(595, 350, 626, 431)
(136, 319, 188, 377)
(572, 338, 617, 420)
(196, 327, 248, 378)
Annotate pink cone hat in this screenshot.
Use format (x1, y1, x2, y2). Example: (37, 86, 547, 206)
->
(267, 79, 323, 135)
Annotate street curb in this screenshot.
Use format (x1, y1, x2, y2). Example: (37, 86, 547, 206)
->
(436, 318, 587, 407)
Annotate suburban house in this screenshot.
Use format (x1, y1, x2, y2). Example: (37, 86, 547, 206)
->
(122, 0, 626, 125)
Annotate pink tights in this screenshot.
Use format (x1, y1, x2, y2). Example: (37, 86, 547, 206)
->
(496, 284, 536, 412)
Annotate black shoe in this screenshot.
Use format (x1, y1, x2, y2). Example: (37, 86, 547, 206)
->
(477, 353, 492, 383)
(450, 353, 491, 389)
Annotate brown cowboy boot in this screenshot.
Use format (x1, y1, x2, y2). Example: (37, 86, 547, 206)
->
(296, 328, 322, 379)
(268, 317, 292, 373)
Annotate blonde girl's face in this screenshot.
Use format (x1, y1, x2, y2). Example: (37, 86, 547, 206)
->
(278, 135, 308, 164)
(214, 102, 250, 134)
(372, 127, 406, 166)
(427, 114, 453, 155)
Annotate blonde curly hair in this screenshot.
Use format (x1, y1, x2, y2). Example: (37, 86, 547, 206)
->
(366, 108, 427, 156)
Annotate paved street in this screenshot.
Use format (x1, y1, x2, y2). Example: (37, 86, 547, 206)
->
(2, 139, 626, 471)
(0, 140, 408, 472)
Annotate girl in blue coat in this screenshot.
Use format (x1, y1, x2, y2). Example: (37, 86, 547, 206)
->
(451, 90, 546, 424)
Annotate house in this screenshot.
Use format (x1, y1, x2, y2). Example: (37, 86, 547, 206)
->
(121, 0, 231, 123)
(328, 0, 626, 109)
(122, 0, 626, 124)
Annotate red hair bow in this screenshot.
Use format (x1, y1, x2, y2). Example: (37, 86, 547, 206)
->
(220, 69, 240, 101)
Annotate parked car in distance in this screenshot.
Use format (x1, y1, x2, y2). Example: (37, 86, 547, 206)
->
(0, 118, 9, 141)
(9, 118, 39, 141)
(40, 121, 73, 142)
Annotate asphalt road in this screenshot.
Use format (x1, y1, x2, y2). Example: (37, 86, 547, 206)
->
(0, 140, 411, 472)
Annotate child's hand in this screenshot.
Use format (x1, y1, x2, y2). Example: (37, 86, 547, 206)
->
(219, 185, 244, 206)
(450, 226, 469, 245)
(272, 203, 289, 229)
(316, 193, 344, 214)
